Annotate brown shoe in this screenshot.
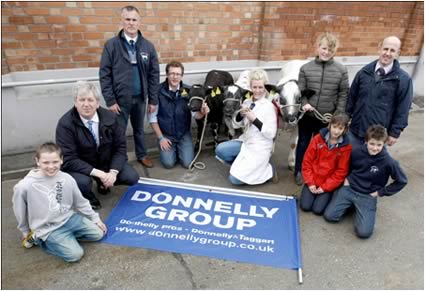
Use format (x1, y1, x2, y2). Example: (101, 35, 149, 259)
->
(139, 156, 154, 168)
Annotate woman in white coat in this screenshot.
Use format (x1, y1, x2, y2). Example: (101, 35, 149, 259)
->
(215, 69, 278, 185)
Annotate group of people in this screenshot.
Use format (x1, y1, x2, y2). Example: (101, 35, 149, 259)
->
(292, 32, 410, 240)
(12, 5, 412, 263)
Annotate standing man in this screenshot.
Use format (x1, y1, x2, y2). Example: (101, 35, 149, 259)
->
(56, 81, 139, 209)
(346, 36, 413, 148)
(100, 5, 160, 168)
(149, 61, 209, 169)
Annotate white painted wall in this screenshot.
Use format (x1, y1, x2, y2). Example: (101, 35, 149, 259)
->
(1, 56, 420, 155)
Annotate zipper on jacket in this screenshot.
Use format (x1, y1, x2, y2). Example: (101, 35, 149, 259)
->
(316, 62, 325, 109)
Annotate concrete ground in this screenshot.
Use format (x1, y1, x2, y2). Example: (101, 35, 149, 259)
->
(1, 110, 423, 289)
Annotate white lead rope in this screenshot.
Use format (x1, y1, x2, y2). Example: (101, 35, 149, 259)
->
(280, 104, 332, 124)
(189, 112, 208, 171)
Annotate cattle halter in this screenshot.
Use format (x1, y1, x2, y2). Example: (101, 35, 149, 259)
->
(187, 96, 206, 107)
(223, 97, 242, 104)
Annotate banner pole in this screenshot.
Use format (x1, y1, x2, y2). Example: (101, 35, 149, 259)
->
(298, 268, 303, 284)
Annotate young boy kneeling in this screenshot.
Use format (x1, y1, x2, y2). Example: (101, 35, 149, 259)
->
(300, 112, 352, 215)
(12, 142, 107, 262)
(324, 125, 408, 238)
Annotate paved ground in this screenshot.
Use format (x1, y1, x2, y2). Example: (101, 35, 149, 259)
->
(1, 110, 423, 289)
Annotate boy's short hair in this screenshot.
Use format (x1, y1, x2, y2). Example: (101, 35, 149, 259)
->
(165, 61, 184, 75)
(35, 142, 63, 160)
(365, 125, 388, 142)
(317, 32, 339, 53)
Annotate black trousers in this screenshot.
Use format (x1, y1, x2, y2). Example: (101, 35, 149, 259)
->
(295, 114, 328, 174)
(68, 163, 139, 200)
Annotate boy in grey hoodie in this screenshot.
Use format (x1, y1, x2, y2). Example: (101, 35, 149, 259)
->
(12, 142, 107, 262)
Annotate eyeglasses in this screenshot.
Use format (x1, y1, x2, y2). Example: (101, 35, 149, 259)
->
(168, 72, 182, 77)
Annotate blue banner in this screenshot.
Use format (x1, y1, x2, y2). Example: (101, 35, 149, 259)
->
(102, 178, 302, 270)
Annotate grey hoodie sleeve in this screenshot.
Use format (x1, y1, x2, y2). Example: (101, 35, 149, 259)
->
(70, 178, 101, 223)
(12, 182, 30, 236)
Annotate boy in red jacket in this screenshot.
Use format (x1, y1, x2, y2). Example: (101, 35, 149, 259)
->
(300, 112, 352, 215)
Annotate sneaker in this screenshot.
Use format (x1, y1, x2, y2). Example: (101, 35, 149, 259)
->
(294, 171, 304, 186)
(22, 230, 36, 249)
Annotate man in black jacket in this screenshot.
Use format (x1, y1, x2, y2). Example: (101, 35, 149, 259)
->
(56, 81, 139, 209)
(99, 5, 159, 168)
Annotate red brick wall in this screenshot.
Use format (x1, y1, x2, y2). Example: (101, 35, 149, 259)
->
(1, 1, 423, 74)
(260, 1, 424, 61)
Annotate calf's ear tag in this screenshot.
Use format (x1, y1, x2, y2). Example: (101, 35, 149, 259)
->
(211, 91, 216, 97)
(181, 89, 188, 96)
(270, 89, 275, 95)
(215, 87, 221, 95)
(245, 92, 251, 98)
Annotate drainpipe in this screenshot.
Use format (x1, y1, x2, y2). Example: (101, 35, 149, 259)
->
(412, 46, 424, 98)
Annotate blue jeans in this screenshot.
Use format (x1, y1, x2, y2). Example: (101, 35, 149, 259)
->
(159, 132, 194, 169)
(37, 213, 104, 262)
(118, 96, 147, 160)
(324, 186, 378, 238)
(300, 185, 333, 215)
(228, 174, 245, 185)
(215, 140, 242, 164)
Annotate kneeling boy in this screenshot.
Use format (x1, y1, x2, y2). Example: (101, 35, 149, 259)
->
(324, 125, 407, 238)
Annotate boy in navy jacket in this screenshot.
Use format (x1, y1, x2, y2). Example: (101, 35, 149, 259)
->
(324, 125, 407, 238)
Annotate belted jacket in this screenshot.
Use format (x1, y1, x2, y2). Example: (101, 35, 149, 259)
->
(99, 29, 160, 107)
(346, 59, 413, 138)
(157, 80, 192, 142)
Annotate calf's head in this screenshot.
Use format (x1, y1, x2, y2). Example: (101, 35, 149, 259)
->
(222, 85, 252, 118)
(188, 84, 206, 112)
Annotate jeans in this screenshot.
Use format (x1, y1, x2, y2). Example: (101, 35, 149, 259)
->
(160, 132, 194, 169)
(118, 96, 147, 160)
(324, 186, 378, 238)
(37, 213, 104, 262)
(295, 115, 327, 173)
(228, 174, 245, 185)
(68, 163, 139, 200)
(300, 185, 333, 215)
(215, 140, 242, 164)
